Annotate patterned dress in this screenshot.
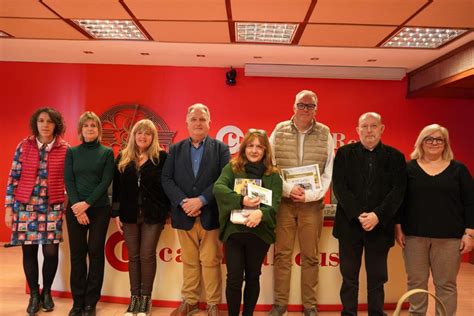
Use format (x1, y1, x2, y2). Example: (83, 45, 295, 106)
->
(5, 142, 65, 245)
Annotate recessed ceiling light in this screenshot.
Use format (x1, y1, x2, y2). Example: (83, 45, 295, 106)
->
(83, 51, 94, 54)
(367, 59, 377, 62)
(253, 56, 263, 59)
(140, 52, 150, 56)
(383, 27, 467, 49)
(72, 19, 147, 40)
(0, 31, 10, 37)
(196, 54, 206, 57)
(236, 22, 298, 44)
(310, 57, 319, 61)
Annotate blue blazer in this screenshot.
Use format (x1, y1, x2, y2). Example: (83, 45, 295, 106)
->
(162, 136, 230, 230)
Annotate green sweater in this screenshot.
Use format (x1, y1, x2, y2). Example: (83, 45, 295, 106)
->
(213, 163, 282, 245)
(64, 140, 115, 207)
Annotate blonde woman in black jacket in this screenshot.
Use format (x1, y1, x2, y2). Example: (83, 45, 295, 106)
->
(112, 119, 170, 316)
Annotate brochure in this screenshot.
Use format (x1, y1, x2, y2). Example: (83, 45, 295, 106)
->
(281, 164, 321, 190)
(247, 183, 272, 206)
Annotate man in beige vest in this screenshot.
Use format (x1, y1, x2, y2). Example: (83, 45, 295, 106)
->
(268, 90, 334, 316)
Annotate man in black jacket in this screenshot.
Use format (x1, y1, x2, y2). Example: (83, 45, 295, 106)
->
(162, 103, 230, 316)
(332, 112, 406, 316)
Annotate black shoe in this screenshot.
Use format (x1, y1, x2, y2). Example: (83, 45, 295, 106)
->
(26, 290, 41, 315)
(83, 305, 96, 316)
(124, 295, 141, 315)
(41, 288, 55, 312)
(69, 306, 83, 316)
(137, 295, 151, 316)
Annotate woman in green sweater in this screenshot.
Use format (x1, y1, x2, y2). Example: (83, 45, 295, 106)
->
(214, 129, 282, 316)
(64, 111, 114, 316)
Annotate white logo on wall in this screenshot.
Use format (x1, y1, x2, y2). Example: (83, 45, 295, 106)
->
(216, 125, 244, 154)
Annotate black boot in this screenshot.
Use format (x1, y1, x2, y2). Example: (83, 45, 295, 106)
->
(41, 288, 55, 312)
(137, 295, 151, 316)
(68, 306, 83, 316)
(26, 290, 41, 315)
(83, 305, 96, 316)
(124, 295, 140, 316)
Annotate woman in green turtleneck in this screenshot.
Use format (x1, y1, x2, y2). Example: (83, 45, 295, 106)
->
(64, 111, 114, 316)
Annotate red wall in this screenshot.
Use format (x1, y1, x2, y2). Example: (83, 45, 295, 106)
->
(1, 61, 473, 241)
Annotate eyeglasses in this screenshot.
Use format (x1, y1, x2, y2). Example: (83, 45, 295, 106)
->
(423, 137, 445, 145)
(296, 103, 316, 111)
(248, 128, 267, 136)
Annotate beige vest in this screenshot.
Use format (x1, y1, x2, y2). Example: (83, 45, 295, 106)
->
(273, 119, 330, 172)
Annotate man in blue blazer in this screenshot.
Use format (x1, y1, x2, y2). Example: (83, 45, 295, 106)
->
(162, 103, 230, 316)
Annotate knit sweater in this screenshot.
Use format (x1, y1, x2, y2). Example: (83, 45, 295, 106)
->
(64, 140, 115, 207)
(213, 163, 282, 244)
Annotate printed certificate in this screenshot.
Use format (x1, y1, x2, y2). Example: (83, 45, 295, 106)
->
(247, 183, 272, 206)
(281, 164, 321, 190)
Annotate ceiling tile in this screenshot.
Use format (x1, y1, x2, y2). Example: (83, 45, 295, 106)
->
(0, 0, 57, 18)
(300, 24, 396, 47)
(141, 21, 230, 43)
(408, 0, 474, 28)
(42, 0, 131, 19)
(310, 0, 428, 25)
(0, 18, 87, 39)
(231, 0, 311, 22)
(125, 0, 227, 20)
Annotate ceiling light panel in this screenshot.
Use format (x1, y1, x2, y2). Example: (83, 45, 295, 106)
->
(236, 22, 298, 44)
(383, 27, 468, 48)
(72, 19, 147, 40)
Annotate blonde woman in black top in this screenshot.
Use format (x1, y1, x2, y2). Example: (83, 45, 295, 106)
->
(112, 119, 169, 316)
(395, 124, 474, 316)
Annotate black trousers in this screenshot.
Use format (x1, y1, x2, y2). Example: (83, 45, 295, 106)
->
(66, 205, 110, 308)
(224, 232, 270, 316)
(339, 238, 390, 316)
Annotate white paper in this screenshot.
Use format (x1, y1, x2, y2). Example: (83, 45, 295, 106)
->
(247, 183, 272, 206)
(230, 209, 254, 224)
(281, 164, 322, 189)
(286, 175, 316, 192)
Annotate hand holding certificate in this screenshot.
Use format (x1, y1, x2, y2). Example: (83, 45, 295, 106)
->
(230, 208, 263, 226)
(230, 178, 272, 225)
(247, 183, 272, 206)
(230, 209, 254, 224)
(281, 164, 322, 192)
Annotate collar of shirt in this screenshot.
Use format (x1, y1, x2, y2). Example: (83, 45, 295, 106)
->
(360, 140, 382, 154)
(188, 136, 206, 148)
(290, 115, 316, 134)
(36, 137, 56, 151)
(189, 137, 206, 177)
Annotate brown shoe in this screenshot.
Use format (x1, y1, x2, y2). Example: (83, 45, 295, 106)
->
(171, 301, 199, 316)
(207, 304, 219, 316)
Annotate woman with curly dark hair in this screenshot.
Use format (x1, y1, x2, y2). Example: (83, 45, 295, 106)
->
(4, 107, 68, 316)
